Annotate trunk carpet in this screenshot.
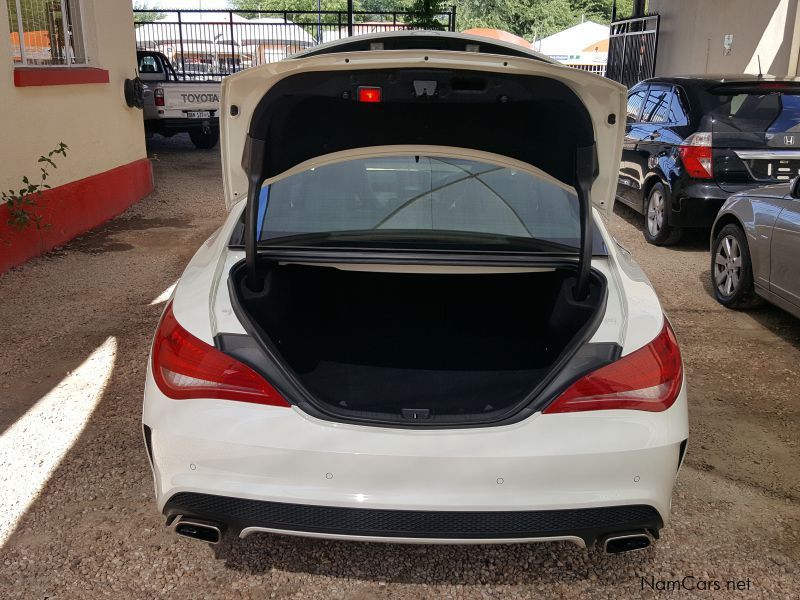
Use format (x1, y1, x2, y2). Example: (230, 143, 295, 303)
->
(297, 361, 548, 416)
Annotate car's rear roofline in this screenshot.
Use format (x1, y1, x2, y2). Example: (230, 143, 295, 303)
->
(646, 74, 800, 85)
(291, 30, 556, 64)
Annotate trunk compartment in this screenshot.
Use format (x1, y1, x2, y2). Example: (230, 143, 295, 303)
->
(231, 262, 605, 424)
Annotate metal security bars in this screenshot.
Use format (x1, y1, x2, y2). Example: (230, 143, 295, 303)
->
(605, 14, 660, 88)
(6, 0, 85, 65)
(133, 9, 457, 81)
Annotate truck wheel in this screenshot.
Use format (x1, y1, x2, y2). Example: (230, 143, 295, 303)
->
(189, 129, 219, 149)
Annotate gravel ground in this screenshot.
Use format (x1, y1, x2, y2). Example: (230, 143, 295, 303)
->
(1, 135, 798, 599)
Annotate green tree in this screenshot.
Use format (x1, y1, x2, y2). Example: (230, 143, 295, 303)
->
(406, 0, 448, 30)
(455, 0, 577, 39)
(133, 1, 166, 26)
(454, 0, 639, 41)
(359, 0, 409, 13)
(229, 0, 641, 38)
(231, 0, 348, 15)
(231, 0, 439, 23)
(572, 0, 634, 24)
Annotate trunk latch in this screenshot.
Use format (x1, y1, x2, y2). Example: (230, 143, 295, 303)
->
(401, 408, 431, 420)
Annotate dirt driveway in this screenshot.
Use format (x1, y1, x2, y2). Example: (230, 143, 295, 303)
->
(1, 136, 798, 599)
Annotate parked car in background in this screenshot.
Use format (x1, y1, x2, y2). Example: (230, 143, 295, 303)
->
(143, 31, 688, 554)
(710, 177, 800, 317)
(618, 76, 800, 245)
(137, 51, 221, 149)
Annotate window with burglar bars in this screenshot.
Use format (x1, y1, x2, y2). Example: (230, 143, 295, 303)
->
(6, 0, 85, 65)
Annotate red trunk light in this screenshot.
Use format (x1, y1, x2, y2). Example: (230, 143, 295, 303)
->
(151, 302, 289, 407)
(154, 88, 165, 107)
(357, 86, 382, 103)
(678, 132, 713, 179)
(544, 319, 683, 414)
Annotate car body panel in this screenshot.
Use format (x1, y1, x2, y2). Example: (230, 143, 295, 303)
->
(220, 44, 626, 217)
(714, 193, 785, 289)
(144, 38, 686, 546)
(618, 76, 800, 232)
(138, 50, 220, 135)
(712, 183, 800, 317)
(771, 199, 800, 305)
(146, 187, 684, 546)
(147, 200, 683, 543)
(144, 368, 687, 523)
(292, 30, 557, 64)
(616, 82, 697, 220)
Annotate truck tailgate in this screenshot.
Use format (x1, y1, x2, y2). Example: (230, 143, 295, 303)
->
(163, 85, 220, 112)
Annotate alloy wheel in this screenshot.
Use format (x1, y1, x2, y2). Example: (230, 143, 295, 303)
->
(647, 189, 665, 237)
(714, 235, 743, 296)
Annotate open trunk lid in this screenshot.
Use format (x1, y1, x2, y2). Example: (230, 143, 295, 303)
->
(219, 33, 625, 302)
(220, 33, 625, 216)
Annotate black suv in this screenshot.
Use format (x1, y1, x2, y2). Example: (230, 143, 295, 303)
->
(617, 75, 800, 245)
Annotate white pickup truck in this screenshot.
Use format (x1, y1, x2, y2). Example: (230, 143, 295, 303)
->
(137, 51, 221, 149)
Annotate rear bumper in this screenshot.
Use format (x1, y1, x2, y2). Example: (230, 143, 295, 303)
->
(143, 367, 688, 546)
(145, 117, 219, 135)
(668, 181, 764, 228)
(668, 182, 730, 228)
(164, 493, 663, 546)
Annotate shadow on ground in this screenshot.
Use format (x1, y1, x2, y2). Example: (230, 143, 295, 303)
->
(613, 202, 709, 252)
(216, 534, 655, 586)
(697, 268, 800, 351)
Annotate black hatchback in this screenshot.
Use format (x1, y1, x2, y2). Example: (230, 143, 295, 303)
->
(617, 75, 800, 245)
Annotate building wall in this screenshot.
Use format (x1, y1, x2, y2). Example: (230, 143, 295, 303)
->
(0, 0, 152, 272)
(651, 0, 800, 77)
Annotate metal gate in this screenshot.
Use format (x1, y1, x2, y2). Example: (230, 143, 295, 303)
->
(134, 8, 457, 81)
(606, 14, 660, 88)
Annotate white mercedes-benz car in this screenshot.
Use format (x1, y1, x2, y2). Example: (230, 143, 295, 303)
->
(143, 32, 688, 554)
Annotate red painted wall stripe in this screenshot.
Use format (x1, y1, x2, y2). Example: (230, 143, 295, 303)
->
(0, 158, 153, 273)
(14, 67, 110, 87)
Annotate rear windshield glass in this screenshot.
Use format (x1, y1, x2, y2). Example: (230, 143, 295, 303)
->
(243, 155, 606, 254)
(711, 92, 800, 133)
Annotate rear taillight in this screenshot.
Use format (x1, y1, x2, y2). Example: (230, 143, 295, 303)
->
(678, 132, 713, 179)
(544, 319, 683, 414)
(151, 302, 289, 407)
(154, 88, 165, 107)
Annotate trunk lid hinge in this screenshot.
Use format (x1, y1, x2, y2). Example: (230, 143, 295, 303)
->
(573, 144, 598, 302)
(244, 135, 268, 291)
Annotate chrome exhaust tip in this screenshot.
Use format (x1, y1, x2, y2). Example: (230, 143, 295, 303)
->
(602, 531, 653, 554)
(173, 516, 224, 544)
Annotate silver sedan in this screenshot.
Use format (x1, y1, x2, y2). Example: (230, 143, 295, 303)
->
(710, 178, 800, 317)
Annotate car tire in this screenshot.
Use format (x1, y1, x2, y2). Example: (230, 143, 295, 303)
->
(189, 129, 219, 149)
(711, 224, 763, 309)
(643, 183, 682, 246)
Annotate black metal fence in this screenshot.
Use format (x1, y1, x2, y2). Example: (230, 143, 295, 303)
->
(134, 9, 457, 81)
(605, 14, 659, 88)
